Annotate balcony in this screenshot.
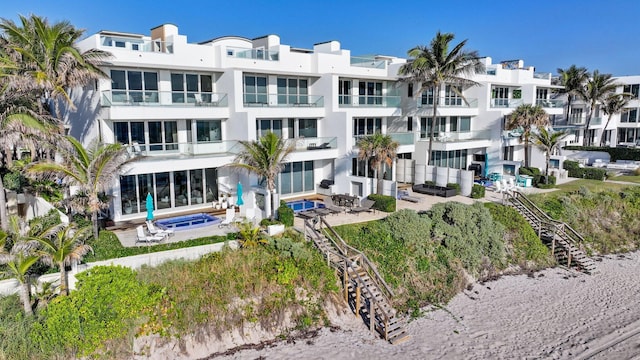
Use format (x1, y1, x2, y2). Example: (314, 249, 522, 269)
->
(226, 47, 279, 61)
(389, 132, 416, 145)
(419, 97, 478, 108)
(420, 130, 493, 151)
(590, 117, 602, 126)
(536, 99, 565, 108)
(101, 90, 228, 107)
(243, 94, 324, 107)
(126, 140, 240, 158)
(284, 137, 337, 151)
(350, 56, 386, 69)
(534, 72, 552, 80)
(338, 95, 401, 108)
(568, 115, 586, 125)
(490, 99, 523, 108)
(100, 36, 173, 54)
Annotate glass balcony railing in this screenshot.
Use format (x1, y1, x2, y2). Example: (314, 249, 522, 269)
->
(226, 47, 279, 61)
(101, 91, 228, 107)
(419, 97, 478, 108)
(350, 56, 386, 69)
(243, 94, 324, 107)
(339, 95, 401, 108)
(125, 140, 240, 157)
(284, 137, 337, 151)
(389, 132, 416, 145)
(590, 117, 602, 125)
(568, 116, 586, 125)
(490, 98, 523, 108)
(484, 68, 497, 75)
(100, 36, 174, 54)
(419, 130, 492, 142)
(536, 99, 565, 108)
(534, 72, 552, 80)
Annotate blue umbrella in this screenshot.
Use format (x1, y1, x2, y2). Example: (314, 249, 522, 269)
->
(236, 182, 244, 206)
(146, 193, 154, 221)
(484, 154, 490, 179)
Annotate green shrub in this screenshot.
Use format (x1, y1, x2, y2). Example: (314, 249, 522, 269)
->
(277, 200, 294, 227)
(2, 172, 24, 191)
(367, 194, 396, 212)
(0, 295, 42, 359)
(564, 145, 640, 162)
(32, 266, 160, 357)
(563, 160, 580, 170)
(562, 160, 606, 180)
(425, 180, 435, 186)
(470, 184, 485, 198)
(260, 218, 282, 227)
(519, 167, 541, 176)
(446, 182, 461, 195)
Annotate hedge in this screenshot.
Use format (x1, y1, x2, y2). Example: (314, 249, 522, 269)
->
(564, 146, 640, 162)
(562, 160, 606, 180)
(277, 200, 294, 226)
(367, 194, 396, 212)
(471, 184, 485, 199)
(446, 183, 461, 195)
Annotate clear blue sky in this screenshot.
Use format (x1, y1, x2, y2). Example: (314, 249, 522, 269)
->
(3, 0, 639, 75)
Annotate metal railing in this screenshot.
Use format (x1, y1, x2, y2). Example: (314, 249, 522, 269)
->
(338, 95, 401, 107)
(101, 90, 228, 107)
(243, 93, 324, 107)
(419, 97, 478, 108)
(226, 47, 279, 61)
(125, 140, 240, 157)
(536, 99, 565, 108)
(284, 137, 337, 151)
(350, 56, 386, 69)
(490, 98, 523, 108)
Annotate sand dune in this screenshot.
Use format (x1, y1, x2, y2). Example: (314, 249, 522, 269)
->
(227, 252, 640, 359)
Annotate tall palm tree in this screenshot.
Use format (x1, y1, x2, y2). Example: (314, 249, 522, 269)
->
(229, 132, 294, 220)
(26, 137, 130, 239)
(398, 31, 484, 164)
(506, 104, 549, 167)
(356, 133, 399, 195)
(531, 128, 568, 184)
(579, 70, 618, 146)
(600, 93, 633, 146)
(0, 14, 110, 111)
(556, 65, 588, 123)
(36, 224, 92, 296)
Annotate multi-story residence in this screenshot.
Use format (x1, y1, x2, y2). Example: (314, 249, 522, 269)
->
(67, 24, 563, 223)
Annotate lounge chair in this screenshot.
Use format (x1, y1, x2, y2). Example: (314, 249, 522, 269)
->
(219, 208, 236, 228)
(398, 189, 420, 203)
(494, 180, 503, 193)
(146, 221, 174, 237)
(322, 196, 344, 214)
(349, 199, 375, 215)
(297, 210, 318, 219)
(136, 226, 164, 243)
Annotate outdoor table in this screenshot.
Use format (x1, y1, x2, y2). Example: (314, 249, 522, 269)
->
(332, 194, 358, 208)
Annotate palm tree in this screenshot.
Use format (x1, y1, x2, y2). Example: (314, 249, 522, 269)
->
(506, 104, 549, 167)
(27, 137, 130, 239)
(556, 65, 588, 123)
(531, 128, 568, 184)
(600, 93, 633, 146)
(579, 70, 618, 146)
(398, 31, 484, 164)
(356, 133, 399, 195)
(0, 14, 110, 111)
(229, 132, 294, 220)
(35, 224, 92, 296)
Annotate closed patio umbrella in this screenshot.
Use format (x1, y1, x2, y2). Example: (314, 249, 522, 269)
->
(146, 193, 154, 221)
(236, 182, 244, 206)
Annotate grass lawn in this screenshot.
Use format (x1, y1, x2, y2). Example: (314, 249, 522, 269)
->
(609, 174, 640, 184)
(548, 179, 634, 195)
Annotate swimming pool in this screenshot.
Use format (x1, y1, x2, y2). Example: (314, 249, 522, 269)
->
(285, 200, 325, 213)
(155, 213, 220, 231)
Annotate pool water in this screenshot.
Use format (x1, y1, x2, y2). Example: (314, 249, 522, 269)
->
(285, 200, 325, 213)
(155, 213, 220, 230)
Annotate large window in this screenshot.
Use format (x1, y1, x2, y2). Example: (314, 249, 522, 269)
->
(420, 117, 446, 138)
(624, 84, 640, 98)
(359, 81, 382, 105)
(536, 88, 549, 100)
(503, 146, 514, 161)
(277, 78, 308, 105)
(444, 85, 462, 106)
(298, 119, 317, 138)
(450, 116, 471, 132)
(244, 75, 267, 104)
(278, 161, 314, 195)
(114, 121, 145, 148)
(351, 158, 391, 179)
(339, 79, 351, 105)
(110, 70, 158, 103)
(429, 149, 467, 169)
(421, 88, 434, 105)
(491, 87, 509, 107)
(171, 73, 213, 103)
(621, 109, 638, 123)
(173, 171, 188, 207)
(618, 128, 640, 144)
(195, 120, 222, 142)
(353, 118, 382, 137)
(120, 175, 138, 214)
(148, 121, 177, 151)
(257, 119, 282, 138)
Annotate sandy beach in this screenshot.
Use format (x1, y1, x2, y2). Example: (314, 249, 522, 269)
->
(223, 252, 640, 360)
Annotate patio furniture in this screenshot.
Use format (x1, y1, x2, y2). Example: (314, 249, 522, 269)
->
(297, 210, 319, 219)
(412, 184, 457, 198)
(323, 196, 344, 214)
(136, 226, 164, 243)
(494, 180, 503, 193)
(146, 221, 174, 237)
(219, 208, 236, 228)
(349, 199, 375, 215)
(332, 194, 358, 207)
(398, 189, 420, 203)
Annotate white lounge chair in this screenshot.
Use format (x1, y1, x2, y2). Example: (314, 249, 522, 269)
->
(146, 221, 174, 237)
(219, 208, 236, 228)
(398, 189, 421, 203)
(494, 180, 503, 193)
(136, 225, 164, 243)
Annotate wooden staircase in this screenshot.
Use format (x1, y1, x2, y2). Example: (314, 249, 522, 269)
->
(304, 216, 410, 344)
(505, 191, 598, 275)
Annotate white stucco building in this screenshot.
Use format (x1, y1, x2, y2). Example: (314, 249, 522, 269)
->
(67, 24, 567, 223)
